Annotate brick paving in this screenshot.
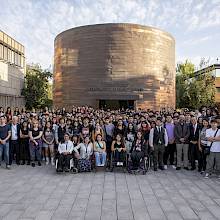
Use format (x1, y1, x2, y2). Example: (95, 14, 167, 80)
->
(0, 165, 220, 220)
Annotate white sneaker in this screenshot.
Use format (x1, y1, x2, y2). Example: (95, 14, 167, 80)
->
(164, 165, 168, 170)
(117, 162, 120, 166)
(6, 165, 11, 169)
(46, 157, 49, 165)
(172, 165, 176, 169)
(51, 157, 55, 166)
(205, 173, 210, 179)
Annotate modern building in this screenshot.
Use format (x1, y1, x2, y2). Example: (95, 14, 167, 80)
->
(53, 23, 175, 110)
(0, 30, 25, 109)
(193, 64, 220, 103)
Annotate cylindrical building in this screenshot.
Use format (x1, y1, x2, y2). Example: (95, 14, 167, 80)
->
(53, 23, 175, 110)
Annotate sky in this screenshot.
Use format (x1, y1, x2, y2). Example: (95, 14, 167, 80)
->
(1, 0, 220, 70)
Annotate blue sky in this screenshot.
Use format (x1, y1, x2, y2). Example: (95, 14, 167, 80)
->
(1, 0, 220, 69)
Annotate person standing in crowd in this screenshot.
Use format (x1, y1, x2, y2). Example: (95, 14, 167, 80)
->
(139, 120, 150, 143)
(124, 123, 136, 153)
(72, 121, 80, 137)
(94, 134, 107, 166)
(205, 119, 220, 179)
(113, 119, 125, 138)
(9, 116, 21, 165)
(189, 116, 201, 171)
(20, 121, 30, 165)
(57, 133, 74, 172)
(103, 117, 114, 160)
(5, 107, 12, 122)
(174, 114, 190, 170)
(80, 117, 92, 140)
(66, 119, 73, 138)
(164, 115, 176, 169)
(0, 115, 11, 169)
(29, 120, 43, 167)
(149, 117, 168, 171)
(13, 107, 20, 116)
(57, 118, 66, 144)
(42, 121, 55, 165)
(198, 118, 209, 173)
(92, 122, 104, 143)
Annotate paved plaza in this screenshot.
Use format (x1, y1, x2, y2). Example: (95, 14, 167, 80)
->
(0, 166, 220, 220)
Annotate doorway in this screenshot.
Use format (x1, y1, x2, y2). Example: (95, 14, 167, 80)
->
(99, 100, 134, 110)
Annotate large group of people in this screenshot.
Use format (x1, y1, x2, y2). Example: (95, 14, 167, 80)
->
(0, 106, 220, 179)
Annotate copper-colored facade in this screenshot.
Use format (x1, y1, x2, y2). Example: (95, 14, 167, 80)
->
(53, 23, 175, 110)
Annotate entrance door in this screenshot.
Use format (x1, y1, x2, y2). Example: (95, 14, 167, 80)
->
(99, 100, 134, 110)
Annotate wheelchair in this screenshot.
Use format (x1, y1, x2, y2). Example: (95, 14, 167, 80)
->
(109, 149, 127, 172)
(127, 153, 150, 175)
(55, 154, 78, 174)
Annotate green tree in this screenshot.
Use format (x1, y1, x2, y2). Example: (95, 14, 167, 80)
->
(22, 64, 53, 110)
(176, 60, 195, 108)
(176, 60, 215, 109)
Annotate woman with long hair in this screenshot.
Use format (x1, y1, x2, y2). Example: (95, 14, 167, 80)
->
(111, 134, 126, 166)
(20, 121, 30, 165)
(130, 131, 147, 170)
(29, 120, 43, 167)
(74, 136, 93, 172)
(94, 134, 106, 166)
(42, 121, 55, 165)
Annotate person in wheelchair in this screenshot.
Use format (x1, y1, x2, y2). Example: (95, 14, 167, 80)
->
(57, 133, 74, 172)
(129, 131, 148, 170)
(111, 134, 126, 166)
(74, 136, 93, 172)
(94, 134, 107, 167)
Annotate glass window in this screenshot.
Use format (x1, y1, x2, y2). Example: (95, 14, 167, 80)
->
(18, 54, 21, 66)
(216, 87, 220, 93)
(0, 31, 3, 41)
(11, 50, 14, 63)
(0, 44, 3, 59)
(216, 69, 220, 77)
(3, 46, 7, 60)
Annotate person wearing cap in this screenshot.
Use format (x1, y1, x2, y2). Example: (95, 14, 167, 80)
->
(57, 133, 74, 172)
(205, 119, 220, 179)
(149, 117, 168, 171)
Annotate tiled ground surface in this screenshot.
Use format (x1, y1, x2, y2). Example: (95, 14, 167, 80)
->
(0, 165, 220, 220)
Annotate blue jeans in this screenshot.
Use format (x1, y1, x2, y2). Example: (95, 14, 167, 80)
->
(95, 152, 106, 166)
(0, 142, 9, 165)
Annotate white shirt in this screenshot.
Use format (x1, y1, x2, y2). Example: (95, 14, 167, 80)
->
(205, 128, 220, 152)
(149, 127, 168, 147)
(74, 142, 93, 159)
(11, 124, 18, 140)
(58, 140, 74, 154)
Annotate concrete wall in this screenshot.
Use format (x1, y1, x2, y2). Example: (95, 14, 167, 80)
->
(0, 61, 25, 108)
(53, 23, 175, 110)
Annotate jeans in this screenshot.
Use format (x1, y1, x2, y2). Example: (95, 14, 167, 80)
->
(29, 139, 42, 162)
(95, 151, 107, 166)
(206, 152, 220, 174)
(0, 142, 9, 165)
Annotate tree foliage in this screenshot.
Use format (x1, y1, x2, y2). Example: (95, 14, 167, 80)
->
(176, 60, 216, 109)
(22, 64, 53, 110)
